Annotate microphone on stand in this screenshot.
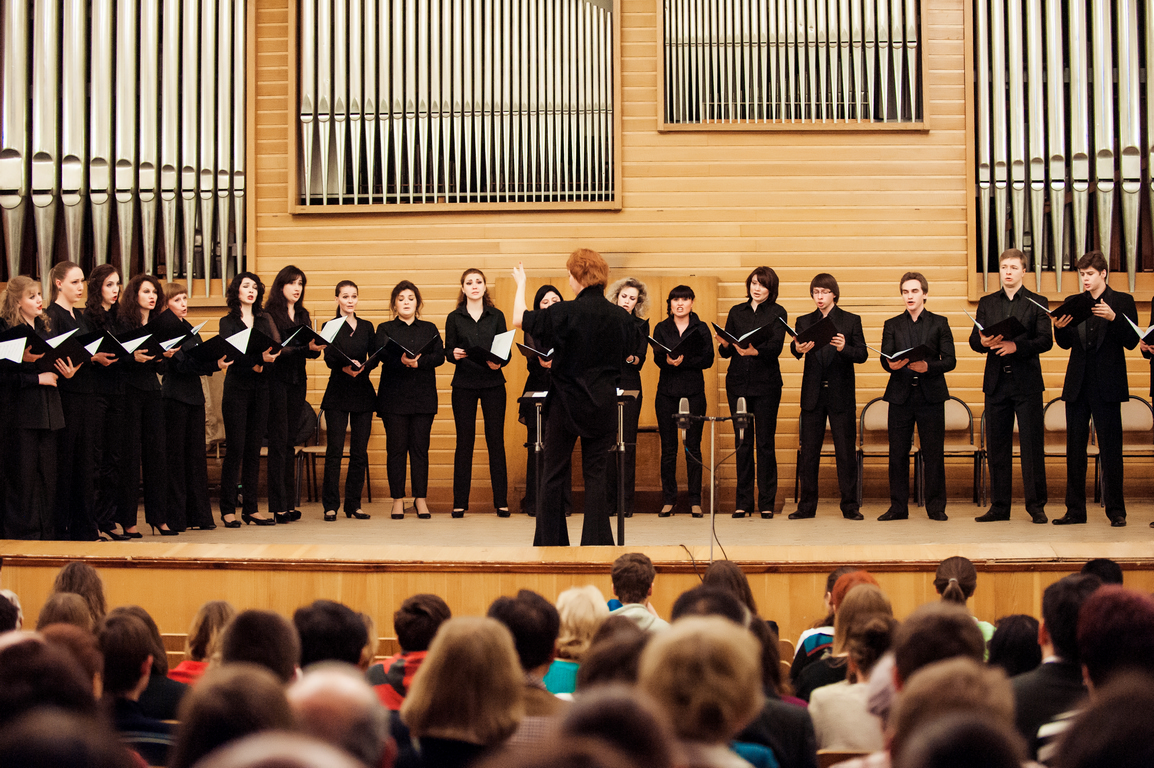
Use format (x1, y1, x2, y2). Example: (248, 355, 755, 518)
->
(677, 397, 691, 440)
(736, 397, 748, 444)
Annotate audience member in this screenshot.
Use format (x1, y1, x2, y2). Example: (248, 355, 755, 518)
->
(558, 684, 680, 768)
(987, 614, 1041, 678)
(41, 622, 105, 698)
(369, 593, 451, 710)
(287, 663, 394, 768)
(52, 561, 108, 626)
(97, 612, 175, 766)
(193, 732, 364, 768)
(0, 708, 139, 768)
(796, 583, 891, 702)
(1054, 672, 1154, 768)
(0, 635, 99, 727)
(809, 612, 896, 752)
(294, 599, 370, 668)
(574, 621, 649, 690)
(933, 556, 994, 645)
(892, 603, 986, 686)
(36, 592, 94, 632)
(896, 713, 1024, 768)
(169, 663, 297, 768)
(170, 599, 236, 685)
(670, 585, 749, 625)
(544, 584, 609, 694)
(399, 616, 524, 768)
(0, 590, 19, 632)
(219, 609, 302, 683)
(1079, 558, 1123, 585)
(791, 565, 861, 682)
(1077, 585, 1154, 688)
(108, 604, 189, 720)
(608, 553, 669, 632)
(702, 560, 760, 620)
(359, 612, 379, 670)
(477, 738, 643, 768)
(747, 616, 797, 704)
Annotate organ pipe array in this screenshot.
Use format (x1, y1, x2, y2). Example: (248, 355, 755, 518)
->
(298, 0, 616, 206)
(662, 0, 922, 124)
(0, 0, 247, 295)
(974, 0, 1151, 292)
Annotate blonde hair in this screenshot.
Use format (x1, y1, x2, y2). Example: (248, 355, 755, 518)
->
(832, 584, 893, 655)
(185, 601, 236, 662)
(605, 277, 650, 319)
(1, 276, 48, 331)
(400, 617, 524, 745)
(555, 586, 610, 662)
(638, 616, 764, 744)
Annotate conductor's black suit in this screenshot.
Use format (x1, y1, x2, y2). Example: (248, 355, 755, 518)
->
(791, 305, 868, 518)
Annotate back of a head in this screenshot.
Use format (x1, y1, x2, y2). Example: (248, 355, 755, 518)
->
(1079, 558, 1123, 585)
(187, 600, 237, 662)
(41, 623, 104, 690)
(477, 737, 646, 768)
(1055, 672, 1154, 768)
(559, 684, 678, 768)
(893, 602, 986, 684)
(487, 589, 561, 671)
(846, 614, 898, 679)
(1, 589, 23, 631)
(170, 663, 296, 768)
(293, 600, 369, 668)
(191, 732, 364, 768)
(393, 593, 451, 653)
(669, 585, 747, 626)
(701, 561, 759, 617)
(287, 663, 389, 768)
(108, 605, 169, 675)
(987, 614, 1041, 678)
(1077, 585, 1154, 688)
(556, 585, 610, 662)
(889, 657, 1015, 762)
(933, 556, 978, 604)
(576, 627, 651, 690)
(896, 713, 1025, 768)
(638, 616, 764, 744)
(610, 553, 656, 605)
(0, 591, 19, 632)
(1042, 574, 1102, 664)
(52, 561, 106, 625)
(0, 637, 97, 727)
(97, 613, 153, 697)
(832, 584, 892, 652)
(0, 709, 137, 768)
(400, 616, 524, 745)
(37, 592, 93, 633)
(220, 609, 301, 683)
(830, 570, 881, 611)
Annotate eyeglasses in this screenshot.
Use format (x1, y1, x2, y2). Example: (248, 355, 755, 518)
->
(812, 289, 833, 297)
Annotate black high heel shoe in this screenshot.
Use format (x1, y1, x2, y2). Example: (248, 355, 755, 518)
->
(123, 529, 144, 539)
(451, 509, 465, 519)
(323, 510, 337, 522)
(496, 507, 511, 518)
(242, 513, 276, 526)
(99, 527, 130, 541)
(150, 525, 179, 537)
(346, 509, 371, 520)
(222, 515, 241, 529)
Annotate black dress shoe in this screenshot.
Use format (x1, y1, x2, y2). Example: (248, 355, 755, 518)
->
(843, 510, 865, 521)
(1110, 517, 1127, 527)
(760, 510, 773, 519)
(1052, 514, 1087, 525)
(732, 510, 747, 519)
(1030, 513, 1048, 524)
(289, 510, 302, 522)
(451, 509, 465, 519)
(788, 510, 815, 519)
(928, 510, 948, 521)
(274, 512, 292, 524)
(222, 516, 241, 529)
(974, 510, 1010, 522)
(496, 508, 511, 518)
(99, 527, 130, 541)
(877, 510, 908, 521)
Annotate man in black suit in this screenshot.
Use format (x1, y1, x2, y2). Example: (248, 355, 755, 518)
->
(1010, 573, 1101, 760)
(969, 248, 1052, 523)
(878, 272, 956, 521)
(1052, 250, 1139, 526)
(789, 273, 869, 520)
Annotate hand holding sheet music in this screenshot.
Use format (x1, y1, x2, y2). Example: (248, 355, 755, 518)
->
(780, 315, 837, 352)
(465, 329, 516, 366)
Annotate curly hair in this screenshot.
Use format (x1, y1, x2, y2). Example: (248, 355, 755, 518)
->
(84, 264, 121, 330)
(265, 265, 307, 326)
(605, 277, 650, 318)
(456, 268, 493, 308)
(0, 276, 48, 332)
(117, 274, 166, 330)
(226, 272, 266, 317)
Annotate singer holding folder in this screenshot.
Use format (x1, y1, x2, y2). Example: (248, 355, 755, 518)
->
(513, 249, 638, 546)
(445, 268, 510, 517)
(878, 273, 956, 522)
(789, 273, 868, 520)
(716, 267, 788, 519)
(605, 277, 651, 518)
(968, 249, 1052, 524)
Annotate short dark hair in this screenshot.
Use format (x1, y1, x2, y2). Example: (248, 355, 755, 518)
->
(0, 708, 138, 768)
(1080, 558, 1123, 585)
(611, 553, 656, 605)
(293, 600, 369, 668)
(701, 560, 758, 617)
(0, 593, 19, 632)
(809, 273, 840, 301)
(226, 272, 266, 317)
(220, 610, 301, 683)
(987, 614, 1041, 678)
(999, 248, 1026, 268)
(1042, 574, 1102, 664)
(746, 267, 779, 304)
(901, 271, 929, 294)
(1077, 586, 1154, 687)
(893, 602, 986, 684)
(0, 639, 97, 728)
(900, 713, 1025, 768)
(394, 594, 452, 652)
(576, 630, 651, 690)
(487, 590, 561, 671)
(41, 623, 104, 686)
(391, 280, 424, 317)
(665, 284, 696, 316)
(108, 605, 169, 674)
(98, 613, 155, 696)
(670, 586, 748, 626)
(1075, 250, 1108, 273)
(1054, 672, 1154, 768)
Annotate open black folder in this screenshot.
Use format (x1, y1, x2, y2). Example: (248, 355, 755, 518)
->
(188, 326, 278, 369)
(465, 330, 516, 366)
(780, 315, 837, 351)
(868, 344, 936, 363)
(965, 310, 1028, 341)
(0, 324, 34, 365)
(516, 342, 554, 362)
(27, 329, 93, 373)
(711, 322, 770, 349)
(384, 334, 437, 359)
(647, 329, 706, 359)
(1028, 293, 1099, 326)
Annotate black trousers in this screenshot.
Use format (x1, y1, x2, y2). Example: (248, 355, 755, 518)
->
(119, 386, 168, 530)
(797, 388, 858, 515)
(383, 412, 434, 499)
(524, 407, 573, 516)
(220, 380, 271, 519)
(93, 393, 123, 532)
(4, 428, 57, 540)
(887, 389, 946, 516)
(267, 378, 307, 514)
(655, 392, 705, 506)
(1065, 391, 1125, 521)
(604, 392, 642, 516)
(324, 409, 374, 512)
(985, 384, 1047, 517)
(165, 398, 214, 530)
(56, 390, 101, 540)
(451, 385, 508, 509)
(729, 391, 781, 513)
(533, 405, 615, 546)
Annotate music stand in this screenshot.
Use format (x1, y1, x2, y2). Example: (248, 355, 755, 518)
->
(517, 392, 549, 519)
(614, 390, 640, 544)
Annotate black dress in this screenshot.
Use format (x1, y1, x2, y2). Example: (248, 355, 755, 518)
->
(320, 315, 378, 513)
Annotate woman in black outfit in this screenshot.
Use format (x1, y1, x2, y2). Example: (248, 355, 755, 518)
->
(265, 265, 324, 524)
(518, 284, 571, 518)
(604, 277, 650, 518)
(444, 268, 509, 517)
(652, 284, 715, 518)
(716, 266, 788, 519)
(377, 280, 445, 520)
(320, 280, 377, 521)
(162, 283, 231, 531)
(219, 272, 282, 527)
(115, 274, 175, 536)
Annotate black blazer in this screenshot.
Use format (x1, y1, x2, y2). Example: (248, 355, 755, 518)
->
(652, 313, 715, 399)
(790, 305, 868, 413)
(1011, 660, 1088, 759)
(719, 300, 787, 396)
(161, 333, 219, 406)
(219, 313, 277, 389)
(444, 305, 508, 389)
(880, 309, 956, 405)
(376, 318, 445, 416)
(83, 304, 124, 396)
(321, 315, 379, 413)
(1054, 285, 1138, 403)
(1142, 299, 1154, 396)
(114, 313, 164, 393)
(270, 307, 321, 386)
(44, 303, 96, 395)
(968, 286, 1052, 396)
(12, 318, 65, 430)
(619, 315, 650, 390)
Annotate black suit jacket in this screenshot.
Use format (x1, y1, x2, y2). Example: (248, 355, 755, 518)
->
(790, 306, 868, 413)
(968, 286, 1052, 396)
(1011, 660, 1088, 760)
(881, 309, 956, 405)
(1054, 285, 1138, 402)
(1142, 299, 1154, 396)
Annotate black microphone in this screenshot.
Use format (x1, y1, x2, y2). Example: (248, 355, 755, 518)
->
(736, 396, 747, 443)
(677, 397, 690, 440)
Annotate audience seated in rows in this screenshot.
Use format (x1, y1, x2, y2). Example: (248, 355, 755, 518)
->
(0, 708, 138, 768)
(108, 604, 189, 720)
(37, 592, 94, 633)
(41, 623, 104, 699)
(1054, 672, 1154, 768)
(169, 599, 236, 686)
(1078, 557, 1123, 585)
(369, 593, 452, 710)
(288, 663, 395, 768)
(295, 599, 370, 668)
(932, 556, 995, 648)
(796, 579, 890, 702)
(52, 561, 107, 628)
(791, 566, 861, 683)
(220, 609, 301, 683)
(544, 585, 608, 695)
(98, 611, 175, 766)
(195, 732, 365, 768)
(556, 684, 679, 768)
(574, 616, 650, 691)
(0, 589, 22, 631)
(608, 553, 669, 632)
(896, 712, 1024, 768)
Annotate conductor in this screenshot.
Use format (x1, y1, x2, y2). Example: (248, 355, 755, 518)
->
(512, 249, 638, 546)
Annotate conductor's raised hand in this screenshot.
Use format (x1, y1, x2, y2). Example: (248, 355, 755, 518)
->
(512, 262, 527, 287)
(831, 333, 846, 351)
(262, 347, 281, 363)
(668, 354, 684, 367)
